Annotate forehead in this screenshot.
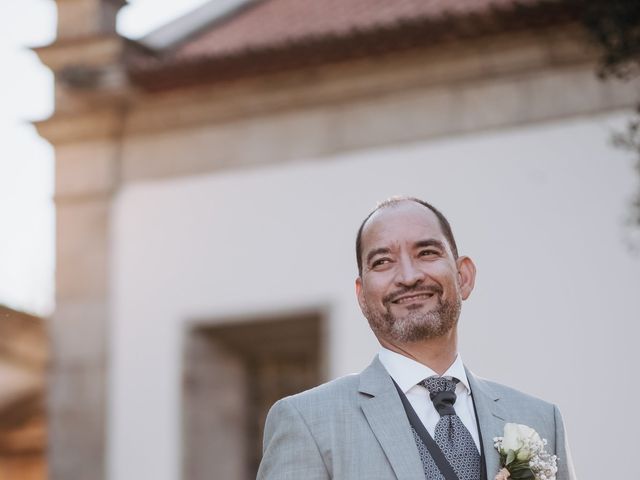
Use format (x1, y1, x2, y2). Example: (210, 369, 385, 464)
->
(361, 202, 446, 251)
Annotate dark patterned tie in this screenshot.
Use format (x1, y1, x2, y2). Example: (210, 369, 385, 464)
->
(420, 376, 481, 480)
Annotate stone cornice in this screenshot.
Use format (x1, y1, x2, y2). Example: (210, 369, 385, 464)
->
(124, 27, 601, 135)
(35, 106, 128, 145)
(34, 35, 126, 72)
(37, 26, 630, 147)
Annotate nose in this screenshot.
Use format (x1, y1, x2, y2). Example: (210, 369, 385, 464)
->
(395, 255, 424, 287)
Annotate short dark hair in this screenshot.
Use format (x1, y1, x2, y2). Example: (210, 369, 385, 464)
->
(355, 197, 459, 276)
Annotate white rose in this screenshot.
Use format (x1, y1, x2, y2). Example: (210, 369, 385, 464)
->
(502, 423, 523, 452)
(502, 423, 542, 457)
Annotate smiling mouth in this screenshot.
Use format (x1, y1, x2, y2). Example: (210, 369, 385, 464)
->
(392, 293, 435, 304)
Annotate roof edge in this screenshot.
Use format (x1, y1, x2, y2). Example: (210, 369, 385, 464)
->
(127, 2, 580, 92)
(137, 0, 263, 52)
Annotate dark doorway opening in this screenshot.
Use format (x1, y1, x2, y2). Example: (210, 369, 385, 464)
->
(183, 312, 323, 480)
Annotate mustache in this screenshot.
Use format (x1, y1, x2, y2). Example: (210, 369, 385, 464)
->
(383, 284, 443, 304)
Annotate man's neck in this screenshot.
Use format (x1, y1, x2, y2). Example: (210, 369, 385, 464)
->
(379, 330, 458, 375)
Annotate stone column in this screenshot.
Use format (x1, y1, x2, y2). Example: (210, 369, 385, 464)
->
(34, 1, 129, 479)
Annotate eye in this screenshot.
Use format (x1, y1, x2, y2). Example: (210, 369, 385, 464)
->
(419, 249, 438, 257)
(371, 258, 391, 269)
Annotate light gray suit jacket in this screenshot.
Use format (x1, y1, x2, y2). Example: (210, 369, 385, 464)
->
(257, 356, 576, 479)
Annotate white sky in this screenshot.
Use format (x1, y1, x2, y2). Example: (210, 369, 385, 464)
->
(0, 0, 211, 315)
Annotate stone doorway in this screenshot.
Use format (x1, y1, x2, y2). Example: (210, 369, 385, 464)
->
(182, 312, 324, 480)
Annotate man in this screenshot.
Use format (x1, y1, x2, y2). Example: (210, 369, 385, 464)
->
(257, 197, 575, 480)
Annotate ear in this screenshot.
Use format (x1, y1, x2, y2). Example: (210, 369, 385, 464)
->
(455, 256, 476, 300)
(355, 276, 365, 310)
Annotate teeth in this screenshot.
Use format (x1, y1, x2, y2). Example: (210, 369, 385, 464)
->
(395, 293, 432, 304)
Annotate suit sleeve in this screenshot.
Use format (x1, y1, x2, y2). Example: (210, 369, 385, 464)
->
(553, 404, 577, 480)
(257, 397, 330, 480)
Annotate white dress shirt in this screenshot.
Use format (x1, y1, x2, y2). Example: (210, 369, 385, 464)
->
(378, 347, 481, 452)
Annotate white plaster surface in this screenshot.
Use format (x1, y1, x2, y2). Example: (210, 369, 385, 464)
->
(110, 111, 640, 480)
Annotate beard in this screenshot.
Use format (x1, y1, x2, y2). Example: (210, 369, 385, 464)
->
(361, 285, 461, 344)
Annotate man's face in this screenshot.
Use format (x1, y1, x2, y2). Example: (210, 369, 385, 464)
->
(355, 202, 475, 345)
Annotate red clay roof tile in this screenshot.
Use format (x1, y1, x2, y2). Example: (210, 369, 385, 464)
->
(174, 0, 542, 59)
(126, 0, 574, 90)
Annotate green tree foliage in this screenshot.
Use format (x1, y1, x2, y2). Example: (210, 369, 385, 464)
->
(579, 0, 640, 227)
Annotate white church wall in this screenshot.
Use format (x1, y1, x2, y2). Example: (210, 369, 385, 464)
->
(109, 110, 639, 480)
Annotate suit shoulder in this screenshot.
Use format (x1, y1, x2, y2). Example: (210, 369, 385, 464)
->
(274, 373, 362, 414)
(477, 377, 556, 412)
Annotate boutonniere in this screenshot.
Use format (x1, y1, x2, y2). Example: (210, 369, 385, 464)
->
(493, 423, 558, 480)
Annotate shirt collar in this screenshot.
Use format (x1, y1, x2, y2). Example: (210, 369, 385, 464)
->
(378, 347, 470, 394)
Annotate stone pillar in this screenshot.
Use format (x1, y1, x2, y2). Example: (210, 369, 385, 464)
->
(55, 0, 124, 39)
(33, 1, 129, 479)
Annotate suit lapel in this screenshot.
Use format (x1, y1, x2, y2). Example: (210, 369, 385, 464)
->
(359, 357, 425, 480)
(466, 368, 507, 480)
